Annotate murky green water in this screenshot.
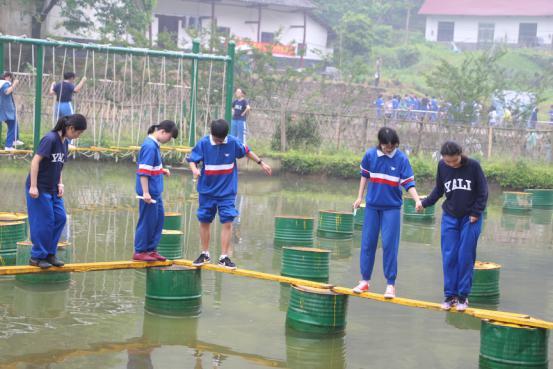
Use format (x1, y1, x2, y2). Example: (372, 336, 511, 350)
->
(0, 160, 551, 369)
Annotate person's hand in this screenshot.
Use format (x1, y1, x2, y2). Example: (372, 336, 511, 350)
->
(29, 186, 39, 199)
(57, 184, 64, 197)
(142, 192, 153, 204)
(163, 168, 171, 177)
(82, 76, 87, 82)
(353, 197, 363, 209)
(192, 167, 201, 180)
(12, 79, 19, 87)
(470, 216, 478, 223)
(260, 162, 272, 176)
(415, 201, 424, 212)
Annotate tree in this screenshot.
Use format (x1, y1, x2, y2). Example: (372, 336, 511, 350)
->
(21, 0, 155, 43)
(425, 50, 507, 122)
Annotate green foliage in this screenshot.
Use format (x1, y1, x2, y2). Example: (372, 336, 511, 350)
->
(396, 46, 421, 68)
(482, 161, 553, 189)
(336, 12, 375, 59)
(271, 114, 321, 151)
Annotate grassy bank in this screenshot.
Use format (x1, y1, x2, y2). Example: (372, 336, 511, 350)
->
(263, 150, 553, 190)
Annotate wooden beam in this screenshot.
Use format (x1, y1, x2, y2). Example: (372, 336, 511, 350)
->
(0, 260, 173, 275)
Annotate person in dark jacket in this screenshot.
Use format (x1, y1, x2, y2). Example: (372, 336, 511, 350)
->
(416, 141, 488, 312)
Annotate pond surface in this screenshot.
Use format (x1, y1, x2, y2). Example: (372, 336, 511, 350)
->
(0, 159, 551, 369)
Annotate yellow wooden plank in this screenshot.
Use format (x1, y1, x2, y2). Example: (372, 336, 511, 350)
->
(0, 260, 172, 275)
(0, 149, 32, 155)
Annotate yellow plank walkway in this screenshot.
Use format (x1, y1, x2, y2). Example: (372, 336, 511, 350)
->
(0, 259, 551, 330)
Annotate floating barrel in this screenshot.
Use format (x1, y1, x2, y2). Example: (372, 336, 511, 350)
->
(274, 216, 315, 247)
(156, 230, 183, 260)
(281, 247, 330, 282)
(525, 189, 553, 209)
(286, 328, 346, 369)
(403, 195, 435, 223)
(0, 212, 28, 232)
(145, 266, 202, 317)
(317, 211, 354, 240)
(16, 241, 72, 284)
(503, 192, 532, 214)
(479, 320, 549, 369)
(470, 261, 501, 304)
(163, 212, 183, 231)
(353, 204, 365, 230)
(317, 238, 353, 260)
(0, 221, 27, 266)
(286, 285, 348, 335)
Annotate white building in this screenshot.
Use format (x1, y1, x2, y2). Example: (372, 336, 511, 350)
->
(42, 0, 332, 62)
(419, 0, 553, 46)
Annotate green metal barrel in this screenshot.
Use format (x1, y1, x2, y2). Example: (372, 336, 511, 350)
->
(274, 216, 315, 247)
(281, 247, 330, 282)
(503, 192, 532, 214)
(531, 209, 553, 226)
(0, 221, 27, 266)
(469, 262, 501, 304)
(353, 204, 365, 230)
(316, 238, 353, 260)
(286, 285, 348, 335)
(525, 189, 553, 209)
(145, 266, 202, 317)
(403, 195, 435, 223)
(317, 211, 354, 240)
(401, 222, 435, 246)
(286, 328, 346, 369)
(157, 230, 183, 260)
(15, 241, 72, 284)
(163, 212, 183, 231)
(479, 320, 549, 369)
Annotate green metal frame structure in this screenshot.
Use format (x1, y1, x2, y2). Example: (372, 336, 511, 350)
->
(0, 35, 235, 151)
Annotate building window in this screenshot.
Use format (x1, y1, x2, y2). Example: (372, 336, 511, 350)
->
(437, 21, 454, 42)
(261, 32, 275, 43)
(188, 17, 197, 29)
(217, 26, 230, 37)
(478, 23, 495, 43)
(519, 23, 538, 45)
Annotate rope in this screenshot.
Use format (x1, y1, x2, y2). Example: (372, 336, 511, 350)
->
(116, 55, 128, 148)
(130, 54, 134, 146)
(221, 61, 227, 118)
(92, 50, 97, 146)
(54, 48, 68, 126)
(203, 60, 213, 135)
(97, 51, 109, 147)
(8, 42, 11, 71)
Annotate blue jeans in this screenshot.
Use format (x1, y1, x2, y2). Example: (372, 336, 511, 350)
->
(440, 213, 483, 298)
(360, 207, 401, 284)
(26, 190, 67, 259)
(230, 119, 246, 144)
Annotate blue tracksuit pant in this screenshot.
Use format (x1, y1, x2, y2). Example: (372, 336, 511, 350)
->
(26, 191, 67, 259)
(134, 197, 164, 253)
(441, 213, 483, 298)
(54, 102, 74, 120)
(230, 119, 246, 144)
(3, 119, 20, 148)
(360, 207, 401, 285)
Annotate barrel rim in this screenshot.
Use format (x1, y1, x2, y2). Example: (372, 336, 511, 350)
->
(150, 265, 198, 271)
(165, 212, 182, 216)
(283, 246, 331, 253)
(17, 241, 70, 247)
(0, 221, 26, 227)
(483, 319, 537, 330)
(524, 188, 553, 192)
(161, 230, 184, 235)
(503, 191, 532, 196)
(292, 285, 339, 295)
(319, 210, 353, 216)
(0, 212, 28, 221)
(275, 215, 315, 220)
(474, 261, 501, 270)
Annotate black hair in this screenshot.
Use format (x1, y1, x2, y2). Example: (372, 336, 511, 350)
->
(377, 127, 400, 146)
(211, 119, 229, 138)
(1, 72, 13, 80)
(440, 141, 468, 164)
(236, 88, 246, 96)
(63, 71, 76, 80)
(147, 120, 178, 138)
(52, 114, 87, 136)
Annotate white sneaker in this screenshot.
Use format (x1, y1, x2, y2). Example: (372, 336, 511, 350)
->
(14, 140, 24, 146)
(352, 280, 370, 293)
(4, 147, 15, 151)
(68, 144, 76, 150)
(456, 297, 469, 312)
(384, 284, 396, 299)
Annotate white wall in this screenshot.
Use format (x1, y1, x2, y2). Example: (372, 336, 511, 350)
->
(0, 0, 33, 37)
(425, 15, 553, 45)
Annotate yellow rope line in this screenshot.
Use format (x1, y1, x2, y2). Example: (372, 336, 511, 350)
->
(0, 259, 551, 329)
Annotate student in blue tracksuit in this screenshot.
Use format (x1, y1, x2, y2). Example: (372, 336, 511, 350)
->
(133, 120, 178, 262)
(26, 114, 87, 268)
(230, 88, 250, 144)
(417, 141, 488, 311)
(188, 119, 271, 269)
(352, 127, 422, 298)
(0, 72, 24, 150)
(49, 72, 87, 121)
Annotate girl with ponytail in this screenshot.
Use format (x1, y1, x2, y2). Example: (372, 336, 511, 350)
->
(26, 114, 87, 269)
(133, 120, 178, 261)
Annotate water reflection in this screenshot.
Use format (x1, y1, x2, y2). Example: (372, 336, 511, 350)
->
(316, 238, 353, 260)
(12, 282, 69, 319)
(401, 221, 436, 246)
(286, 328, 346, 369)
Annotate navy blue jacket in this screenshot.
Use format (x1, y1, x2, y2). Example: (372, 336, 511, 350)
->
(422, 158, 488, 218)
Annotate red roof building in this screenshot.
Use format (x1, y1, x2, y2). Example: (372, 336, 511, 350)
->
(418, 0, 553, 46)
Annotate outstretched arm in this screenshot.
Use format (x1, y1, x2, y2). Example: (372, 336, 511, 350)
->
(246, 150, 272, 176)
(74, 77, 87, 93)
